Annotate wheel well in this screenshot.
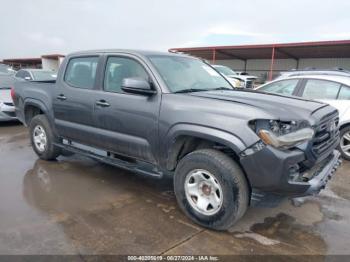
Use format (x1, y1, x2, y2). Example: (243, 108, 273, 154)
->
(167, 135, 240, 171)
(24, 105, 43, 125)
(340, 122, 350, 131)
(167, 135, 252, 195)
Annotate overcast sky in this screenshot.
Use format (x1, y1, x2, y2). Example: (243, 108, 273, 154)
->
(1, 0, 350, 59)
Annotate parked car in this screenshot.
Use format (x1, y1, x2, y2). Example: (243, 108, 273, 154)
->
(256, 75, 350, 160)
(0, 65, 17, 121)
(212, 65, 257, 88)
(13, 50, 341, 230)
(274, 68, 350, 80)
(15, 69, 57, 81)
(0, 64, 16, 74)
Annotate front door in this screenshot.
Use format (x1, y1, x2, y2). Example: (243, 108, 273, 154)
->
(300, 78, 347, 115)
(92, 55, 161, 164)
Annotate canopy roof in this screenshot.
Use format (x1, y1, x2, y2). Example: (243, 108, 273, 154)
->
(169, 40, 350, 60)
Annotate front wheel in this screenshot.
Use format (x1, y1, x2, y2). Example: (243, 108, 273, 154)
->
(339, 126, 350, 161)
(29, 114, 61, 160)
(174, 149, 249, 230)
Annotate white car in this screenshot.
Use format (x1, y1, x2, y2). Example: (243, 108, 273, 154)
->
(256, 75, 350, 160)
(213, 65, 257, 88)
(0, 65, 17, 121)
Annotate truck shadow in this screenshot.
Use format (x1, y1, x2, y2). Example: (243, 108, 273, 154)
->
(20, 157, 333, 255)
(21, 158, 203, 254)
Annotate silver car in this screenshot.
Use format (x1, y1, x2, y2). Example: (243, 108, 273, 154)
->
(0, 65, 16, 121)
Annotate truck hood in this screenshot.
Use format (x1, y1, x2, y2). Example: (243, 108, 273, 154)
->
(190, 90, 329, 121)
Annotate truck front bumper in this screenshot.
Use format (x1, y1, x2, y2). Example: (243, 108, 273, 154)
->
(240, 144, 341, 197)
(304, 150, 341, 195)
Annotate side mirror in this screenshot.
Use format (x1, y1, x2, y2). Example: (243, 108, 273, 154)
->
(24, 76, 31, 81)
(121, 77, 156, 96)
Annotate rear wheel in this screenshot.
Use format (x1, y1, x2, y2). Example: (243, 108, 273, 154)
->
(174, 149, 249, 230)
(29, 114, 61, 160)
(339, 126, 350, 161)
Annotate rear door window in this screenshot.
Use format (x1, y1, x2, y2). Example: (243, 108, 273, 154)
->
(258, 79, 299, 95)
(22, 71, 32, 80)
(338, 85, 350, 100)
(302, 79, 341, 100)
(64, 57, 98, 89)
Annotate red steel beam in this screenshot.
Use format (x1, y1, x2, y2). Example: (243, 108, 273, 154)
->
(212, 48, 216, 64)
(269, 46, 275, 81)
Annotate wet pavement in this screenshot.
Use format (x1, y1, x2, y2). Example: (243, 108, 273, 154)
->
(0, 122, 350, 257)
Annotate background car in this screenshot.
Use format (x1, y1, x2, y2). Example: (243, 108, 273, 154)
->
(213, 65, 257, 88)
(274, 68, 350, 80)
(256, 74, 350, 160)
(0, 64, 16, 74)
(0, 64, 17, 122)
(15, 69, 57, 81)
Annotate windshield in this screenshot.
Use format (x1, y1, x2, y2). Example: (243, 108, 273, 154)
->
(148, 55, 232, 93)
(32, 71, 57, 81)
(214, 66, 237, 76)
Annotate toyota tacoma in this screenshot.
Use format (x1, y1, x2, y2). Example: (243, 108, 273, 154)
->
(13, 50, 341, 230)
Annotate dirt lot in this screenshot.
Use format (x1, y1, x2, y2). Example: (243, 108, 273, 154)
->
(0, 122, 350, 258)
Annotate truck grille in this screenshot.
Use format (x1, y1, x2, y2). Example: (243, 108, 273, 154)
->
(312, 112, 339, 157)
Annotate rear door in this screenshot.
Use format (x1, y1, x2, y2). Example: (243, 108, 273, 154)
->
(299, 79, 349, 121)
(53, 55, 102, 145)
(92, 54, 161, 164)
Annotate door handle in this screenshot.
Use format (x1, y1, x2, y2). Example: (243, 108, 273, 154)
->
(57, 94, 67, 101)
(96, 100, 110, 107)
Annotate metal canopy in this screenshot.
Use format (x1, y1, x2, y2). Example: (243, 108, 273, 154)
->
(169, 40, 350, 80)
(169, 40, 350, 60)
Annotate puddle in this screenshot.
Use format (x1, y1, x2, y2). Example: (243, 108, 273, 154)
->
(234, 232, 280, 246)
(251, 213, 327, 254)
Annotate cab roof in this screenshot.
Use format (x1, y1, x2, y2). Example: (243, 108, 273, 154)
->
(68, 49, 192, 58)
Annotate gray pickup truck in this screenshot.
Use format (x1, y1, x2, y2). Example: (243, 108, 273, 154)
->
(13, 50, 341, 230)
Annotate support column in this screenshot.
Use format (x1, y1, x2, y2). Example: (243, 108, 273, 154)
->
(268, 46, 275, 81)
(212, 48, 216, 64)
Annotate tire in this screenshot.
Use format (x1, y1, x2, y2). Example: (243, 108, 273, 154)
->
(338, 126, 350, 161)
(29, 114, 61, 160)
(174, 149, 249, 230)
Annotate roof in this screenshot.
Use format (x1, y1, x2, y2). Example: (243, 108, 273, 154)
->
(169, 39, 350, 60)
(2, 54, 66, 64)
(20, 68, 56, 72)
(2, 58, 42, 64)
(41, 54, 65, 59)
(260, 74, 350, 87)
(68, 49, 188, 58)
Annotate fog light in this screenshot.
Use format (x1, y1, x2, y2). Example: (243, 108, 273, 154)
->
(240, 141, 266, 157)
(288, 164, 300, 182)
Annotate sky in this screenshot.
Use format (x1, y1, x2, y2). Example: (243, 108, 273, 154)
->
(1, 0, 350, 59)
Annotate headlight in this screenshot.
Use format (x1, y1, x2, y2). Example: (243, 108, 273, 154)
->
(229, 78, 241, 87)
(252, 120, 315, 149)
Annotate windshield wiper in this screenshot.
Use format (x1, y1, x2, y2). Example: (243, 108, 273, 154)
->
(211, 87, 233, 91)
(173, 88, 208, 94)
